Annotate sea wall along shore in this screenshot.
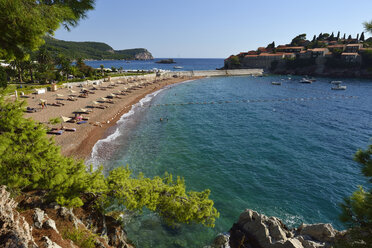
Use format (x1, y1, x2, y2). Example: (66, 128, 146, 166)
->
(62, 69, 264, 88)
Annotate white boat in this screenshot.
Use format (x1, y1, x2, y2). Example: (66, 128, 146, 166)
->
(331, 85, 347, 90)
(271, 81, 281, 85)
(300, 78, 312, 84)
(173, 66, 183, 69)
(331, 81, 346, 90)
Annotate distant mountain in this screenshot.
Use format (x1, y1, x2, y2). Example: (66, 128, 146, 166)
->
(42, 36, 153, 60)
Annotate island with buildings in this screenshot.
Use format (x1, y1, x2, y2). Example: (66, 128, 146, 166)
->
(224, 32, 372, 78)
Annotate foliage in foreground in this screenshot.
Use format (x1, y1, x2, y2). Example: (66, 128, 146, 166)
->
(0, 0, 95, 60)
(63, 227, 98, 248)
(339, 144, 372, 246)
(0, 97, 219, 227)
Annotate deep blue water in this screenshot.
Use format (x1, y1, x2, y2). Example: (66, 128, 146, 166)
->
(89, 75, 372, 247)
(84, 58, 224, 71)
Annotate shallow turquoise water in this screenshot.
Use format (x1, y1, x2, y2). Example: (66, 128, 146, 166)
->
(89, 75, 371, 247)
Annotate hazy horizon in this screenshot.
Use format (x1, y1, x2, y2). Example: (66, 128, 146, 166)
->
(54, 0, 372, 58)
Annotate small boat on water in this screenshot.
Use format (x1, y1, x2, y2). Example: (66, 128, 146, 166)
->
(331, 81, 347, 90)
(173, 66, 183, 69)
(307, 77, 316, 82)
(300, 78, 313, 84)
(271, 81, 282, 85)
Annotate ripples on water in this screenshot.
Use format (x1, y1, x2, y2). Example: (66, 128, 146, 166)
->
(89, 75, 371, 248)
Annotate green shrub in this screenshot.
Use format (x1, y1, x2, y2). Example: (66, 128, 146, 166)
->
(63, 228, 98, 248)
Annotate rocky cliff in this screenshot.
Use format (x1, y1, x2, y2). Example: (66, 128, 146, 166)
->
(211, 209, 349, 248)
(0, 186, 134, 248)
(134, 49, 154, 60)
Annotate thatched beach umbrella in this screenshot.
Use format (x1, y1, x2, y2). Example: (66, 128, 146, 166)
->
(60, 116, 71, 122)
(69, 89, 77, 96)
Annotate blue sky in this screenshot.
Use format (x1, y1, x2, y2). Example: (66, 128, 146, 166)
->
(54, 0, 372, 58)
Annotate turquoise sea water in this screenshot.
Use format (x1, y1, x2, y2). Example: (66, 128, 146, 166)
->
(89, 75, 372, 247)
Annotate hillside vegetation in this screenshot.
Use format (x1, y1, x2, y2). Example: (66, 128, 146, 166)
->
(42, 36, 153, 60)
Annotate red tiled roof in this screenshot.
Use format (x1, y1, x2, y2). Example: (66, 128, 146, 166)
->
(259, 53, 284, 57)
(276, 46, 304, 50)
(341, 52, 359, 56)
(247, 51, 258, 55)
(328, 45, 345, 48)
(346, 44, 362, 47)
(244, 55, 258, 58)
(312, 48, 328, 52)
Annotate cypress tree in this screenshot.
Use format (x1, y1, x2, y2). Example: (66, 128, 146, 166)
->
(343, 33, 346, 40)
(360, 32, 365, 41)
(330, 32, 335, 41)
(357, 33, 359, 41)
(312, 35, 316, 42)
(337, 31, 340, 40)
(348, 34, 352, 40)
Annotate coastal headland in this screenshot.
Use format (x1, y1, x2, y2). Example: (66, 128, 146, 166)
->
(24, 69, 262, 161)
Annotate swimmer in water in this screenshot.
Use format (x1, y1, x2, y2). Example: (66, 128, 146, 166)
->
(160, 118, 163, 122)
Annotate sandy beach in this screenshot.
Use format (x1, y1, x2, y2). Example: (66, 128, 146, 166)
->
(23, 75, 202, 160)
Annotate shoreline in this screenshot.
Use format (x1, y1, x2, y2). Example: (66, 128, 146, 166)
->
(68, 77, 204, 161)
(24, 75, 203, 161)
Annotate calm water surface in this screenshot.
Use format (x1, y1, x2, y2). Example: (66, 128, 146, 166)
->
(85, 58, 224, 71)
(89, 75, 371, 247)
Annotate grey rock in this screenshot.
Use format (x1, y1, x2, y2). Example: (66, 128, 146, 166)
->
(33, 208, 45, 229)
(298, 224, 336, 242)
(0, 185, 36, 248)
(297, 236, 324, 248)
(43, 219, 58, 233)
(58, 207, 83, 228)
(238, 209, 291, 247)
(42, 236, 62, 248)
(229, 209, 343, 248)
(213, 233, 230, 248)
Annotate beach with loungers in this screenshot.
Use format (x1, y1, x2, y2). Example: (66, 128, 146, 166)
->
(23, 75, 202, 159)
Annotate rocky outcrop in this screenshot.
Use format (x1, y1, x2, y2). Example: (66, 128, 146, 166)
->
(228, 209, 344, 248)
(134, 49, 154, 60)
(156, 59, 176, 64)
(0, 186, 37, 248)
(0, 186, 134, 248)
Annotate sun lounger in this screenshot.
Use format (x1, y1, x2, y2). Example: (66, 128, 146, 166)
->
(63, 128, 76, 132)
(77, 121, 87, 125)
(25, 107, 38, 113)
(47, 130, 64, 135)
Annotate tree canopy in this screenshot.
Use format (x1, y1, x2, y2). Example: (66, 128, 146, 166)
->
(365, 20, 372, 34)
(0, 0, 95, 60)
(290, 34, 306, 46)
(339, 144, 372, 246)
